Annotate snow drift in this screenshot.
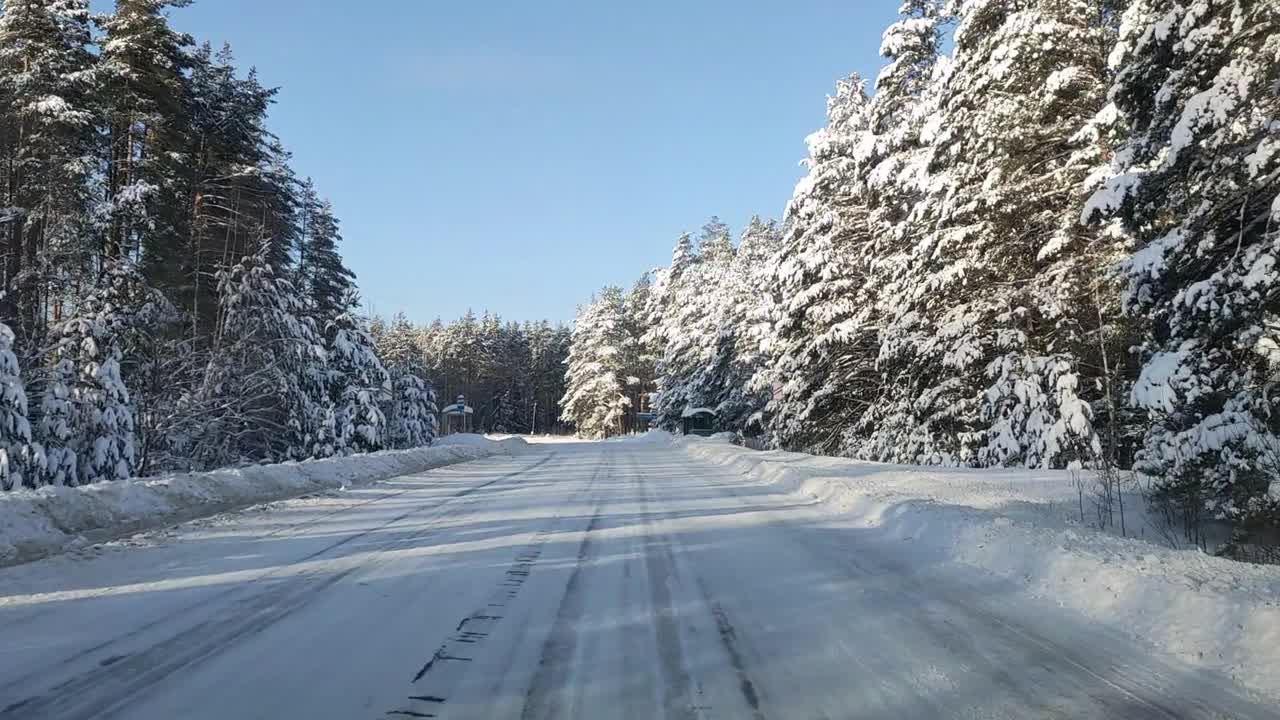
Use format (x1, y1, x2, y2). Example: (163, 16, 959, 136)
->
(665, 433, 1280, 702)
(0, 435, 527, 569)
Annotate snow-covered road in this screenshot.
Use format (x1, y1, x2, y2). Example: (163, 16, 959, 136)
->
(0, 440, 1274, 719)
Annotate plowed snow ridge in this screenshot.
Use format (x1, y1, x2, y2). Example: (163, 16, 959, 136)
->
(0, 435, 527, 568)
(669, 432, 1280, 701)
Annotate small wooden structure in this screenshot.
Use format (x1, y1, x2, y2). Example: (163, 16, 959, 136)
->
(440, 394, 475, 436)
(681, 406, 717, 437)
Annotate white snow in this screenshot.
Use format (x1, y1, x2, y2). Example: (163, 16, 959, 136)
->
(0, 435, 525, 568)
(1, 439, 1275, 717)
(665, 433, 1280, 702)
(1166, 59, 1250, 166)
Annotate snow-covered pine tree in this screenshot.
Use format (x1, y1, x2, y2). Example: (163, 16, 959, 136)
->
(0, 0, 99, 348)
(765, 75, 881, 455)
(856, 0, 954, 462)
(869, 0, 1119, 468)
(653, 219, 736, 430)
(38, 353, 77, 486)
(97, 0, 193, 264)
(619, 275, 658, 431)
(368, 314, 388, 347)
(0, 320, 39, 490)
(1084, 0, 1280, 528)
(192, 248, 325, 467)
(376, 312, 437, 449)
(641, 233, 696, 378)
(326, 290, 389, 454)
(290, 181, 363, 457)
(712, 216, 783, 433)
(161, 42, 275, 334)
(47, 263, 144, 484)
(561, 287, 630, 439)
(295, 180, 357, 325)
(98, 260, 175, 475)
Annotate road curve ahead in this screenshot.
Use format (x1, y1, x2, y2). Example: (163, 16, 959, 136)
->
(0, 440, 1274, 720)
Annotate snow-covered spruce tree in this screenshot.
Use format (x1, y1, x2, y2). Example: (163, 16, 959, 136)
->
(653, 219, 737, 430)
(46, 264, 146, 484)
(190, 249, 326, 467)
(376, 313, 437, 449)
(295, 180, 357, 326)
(326, 290, 389, 455)
(619, 274, 658, 430)
(38, 353, 77, 486)
(0, 0, 99, 347)
(765, 75, 881, 455)
(870, 0, 1121, 468)
(0, 320, 40, 490)
(712, 216, 783, 433)
(854, 0, 953, 462)
(682, 218, 739, 419)
(561, 287, 630, 439)
(641, 233, 695, 395)
(391, 371, 437, 447)
(1084, 0, 1280, 529)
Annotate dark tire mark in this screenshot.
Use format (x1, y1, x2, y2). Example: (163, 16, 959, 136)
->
(517, 455, 615, 720)
(629, 449, 767, 720)
(708, 600, 765, 720)
(634, 471, 698, 720)
(384, 453, 608, 720)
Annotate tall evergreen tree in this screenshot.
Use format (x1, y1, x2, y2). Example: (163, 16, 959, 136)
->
(876, 0, 1122, 467)
(48, 263, 144, 484)
(0, 319, 38, 490)
(189, 248, 323, 467)
(326, 291, 388, 454)
(98, 0, 192, 264)
(1085, 0, 1280, 525)
(0, 0, 98, 348)
(377, 313, 436, 449)
(856, 0, 954, 462)
(561, 287, 630, 439)
(652, 221, 740, 429)
(766, 75, 880, 454)
(296, 179, 356, 326)
(711, 216, 782, 432)
(167, 43, 276, 335)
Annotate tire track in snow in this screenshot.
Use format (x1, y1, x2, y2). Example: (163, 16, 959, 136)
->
(382, 452, 609, 720)
(0, 453, 557, 720)
(629, 449, 769, 720)
(632, 454, 700, 720)
(680, 446, 1267, 720)
(515, 454, 615, 720)
(704, 597, 766, 720)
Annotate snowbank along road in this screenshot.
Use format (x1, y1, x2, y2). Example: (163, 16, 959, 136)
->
(0, 439, 1276, 719)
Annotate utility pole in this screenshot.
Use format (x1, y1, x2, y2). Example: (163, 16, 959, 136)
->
(531, 400, 537, 436)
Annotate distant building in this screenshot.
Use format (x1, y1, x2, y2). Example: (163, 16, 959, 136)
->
(439, 394, 474, 435)
(681, 406, 717, 437)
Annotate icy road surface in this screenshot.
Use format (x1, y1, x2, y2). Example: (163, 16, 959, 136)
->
(1, 441, 1275, 719)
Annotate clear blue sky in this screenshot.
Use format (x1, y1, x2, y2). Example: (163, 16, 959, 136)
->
(142, 0, 902, 323)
